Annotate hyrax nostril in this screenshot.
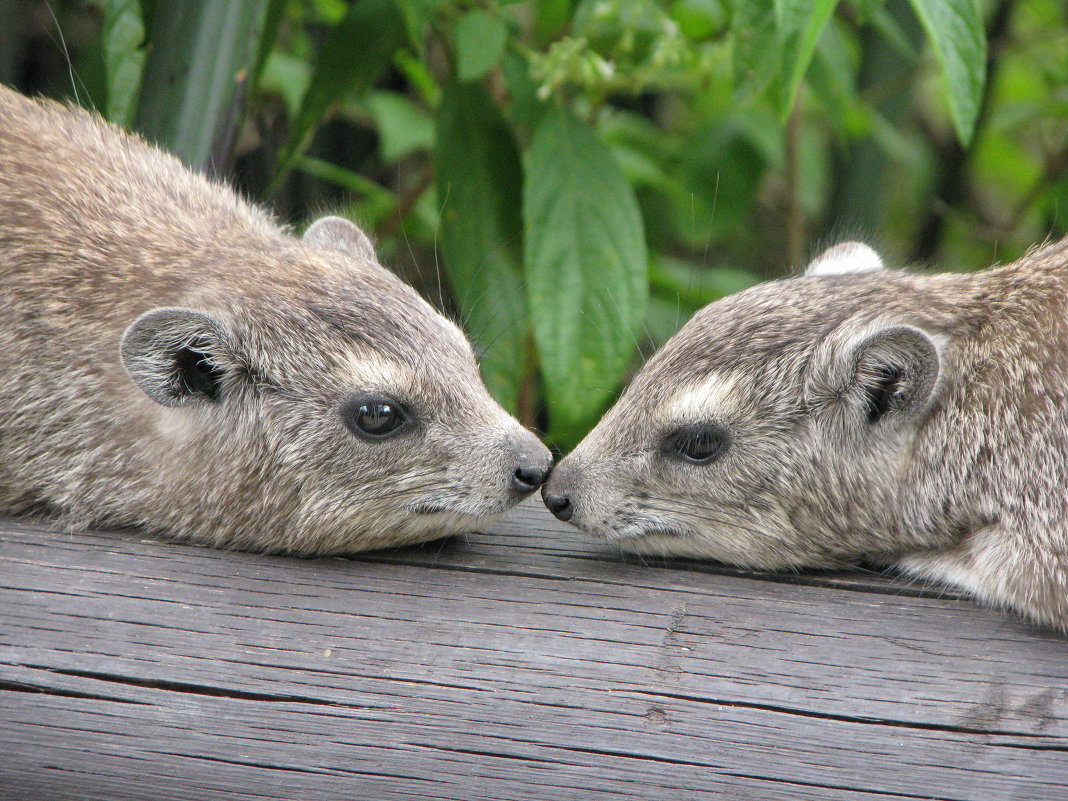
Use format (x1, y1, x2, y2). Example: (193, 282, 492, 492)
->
(543, 493, 573, 522)
(512, 465, 548, 493)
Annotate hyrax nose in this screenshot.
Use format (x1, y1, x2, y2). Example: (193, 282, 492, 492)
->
(542, 491, 573, 522)
(512, 464, 549, 493)
(509, 435, 553, 495)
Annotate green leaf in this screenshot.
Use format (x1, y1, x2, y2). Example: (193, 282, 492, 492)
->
(775, 0, 838, 120)
(135, 0, 270, 173)
(733, 1, 780, 104)
(454, 9, 508, 82)
(272, 0, 406, 189)
(259, 50, 312, 118)
(734, 0, 838, 119)
(907, 0, 986, 145)
(366, 91, 434, 162)
(436, 83, 529, 414)
(396, 0, 447, 49)
(501, 47, 547, 130)
(101, 0, 146, 127)
(523, 106, 648, 446)
(670, 0, 728, 41)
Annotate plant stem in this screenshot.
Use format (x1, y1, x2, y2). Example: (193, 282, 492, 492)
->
(517, 332, 539, 431)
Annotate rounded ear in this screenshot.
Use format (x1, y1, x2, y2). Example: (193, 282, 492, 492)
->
(806, 324, 942, 426)
(120, 308, 237, 407)
(303, 216, 376, 263)
(806, 242, 884, 277)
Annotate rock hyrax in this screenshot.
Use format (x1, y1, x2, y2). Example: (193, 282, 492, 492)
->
(0, 84, 551, 553)
(544, 239, 1068, 629)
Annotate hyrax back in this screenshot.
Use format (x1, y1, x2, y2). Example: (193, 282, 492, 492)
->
(544, 238, 1068, 629)
(0, 84, 550, 553)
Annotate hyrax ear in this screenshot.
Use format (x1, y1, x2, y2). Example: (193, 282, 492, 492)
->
(121, 308, 238, 407)
(303, 216, 376, 263)
(807, 324, 942, 426)
(806, 242, 884, 277)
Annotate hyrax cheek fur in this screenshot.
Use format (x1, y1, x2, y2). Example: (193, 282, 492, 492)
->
(0, 85, 550, 554)
(545, 238, 1068, 630)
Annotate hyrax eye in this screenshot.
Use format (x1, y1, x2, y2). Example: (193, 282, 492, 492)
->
(664, 424, 730, 464)
(343, 396, 409, 440)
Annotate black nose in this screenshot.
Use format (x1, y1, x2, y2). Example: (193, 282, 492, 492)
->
(512, 465, 548, 494)
(543, 493, 573, 521)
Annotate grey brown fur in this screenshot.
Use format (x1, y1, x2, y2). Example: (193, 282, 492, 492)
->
(0, 84, 549, 553)
(545, 238, 1068, 629)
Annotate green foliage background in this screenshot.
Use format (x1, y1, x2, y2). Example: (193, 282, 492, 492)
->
(4, 0, 1066, 448)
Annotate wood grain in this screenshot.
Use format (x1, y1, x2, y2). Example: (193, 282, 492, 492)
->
(1, 500, 1065, 800)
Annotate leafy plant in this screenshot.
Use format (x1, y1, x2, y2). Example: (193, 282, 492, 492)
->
(13, 0, 1067, 449)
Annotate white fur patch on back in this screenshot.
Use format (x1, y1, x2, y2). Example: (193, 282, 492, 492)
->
(806, 242, 884, 277)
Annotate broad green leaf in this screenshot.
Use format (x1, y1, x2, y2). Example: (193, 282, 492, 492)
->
(396, 0, 447, 49)
(259, 50, 311, 118)
(101, 0, 145, 126)
(523, 106, 648, 445)
(775, 0, 838, 120)
(533, 0, 573, 45)
(907, 0, 986, 145)
(733, 1, 779, 104)
(734, 0, 838, 119)
(366, 91, 433, 162)
(455, 10, 508, 82)
(855, 0, 887, 23)
(501, 47, 547, 130)
(436, 83, 528, 414)
(272, 0, 405, 189)
(136, 0, 270, 173)
(670, 0, 728, 40)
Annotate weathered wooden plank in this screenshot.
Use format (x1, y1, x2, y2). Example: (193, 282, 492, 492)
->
(1, 502, 1065, 801)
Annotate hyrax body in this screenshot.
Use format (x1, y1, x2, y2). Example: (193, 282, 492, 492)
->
(0, 84, 550, 553)
(544, 239, 1068, 629)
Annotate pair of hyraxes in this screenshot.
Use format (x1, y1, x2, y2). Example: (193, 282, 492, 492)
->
(2, 85, 1065, 629)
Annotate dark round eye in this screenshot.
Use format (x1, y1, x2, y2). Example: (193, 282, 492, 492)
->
(665, 424, 730, 464)
(343, 396, 409, 440)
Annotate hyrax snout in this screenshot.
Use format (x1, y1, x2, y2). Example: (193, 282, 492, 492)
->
(0, 84, 550, 553)
(545, 238, 1068, 629)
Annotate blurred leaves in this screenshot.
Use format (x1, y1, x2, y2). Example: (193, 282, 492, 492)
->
(272, 0, 405, 187)
(136, 0, 269, 173)
(42, 0, 1062, 446)
(524, 106, 648, 445)
(436, 82, 528, 414)
(367, 91, 434, 161)
(101, 0, 145, 126)
(907, 0, 987, 145)
(455, 10, 508, 82)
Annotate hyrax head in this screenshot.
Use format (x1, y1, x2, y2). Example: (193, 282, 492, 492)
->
(544, 244, 959, 568)
(119, 217, 550, 553)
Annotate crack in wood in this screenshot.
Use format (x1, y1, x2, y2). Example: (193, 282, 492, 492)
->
(627, 689, 1062, 741)
(0, 678, 148, 706)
